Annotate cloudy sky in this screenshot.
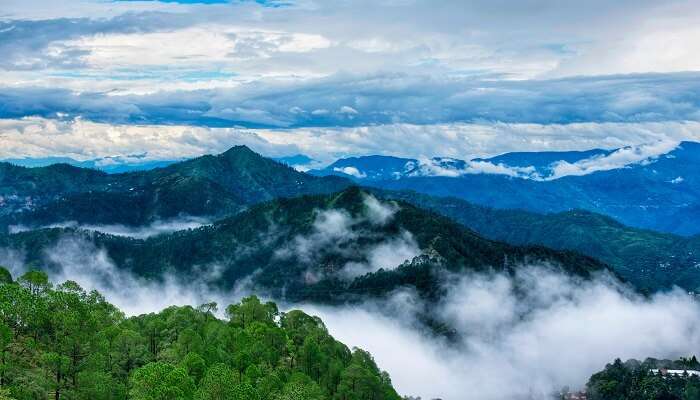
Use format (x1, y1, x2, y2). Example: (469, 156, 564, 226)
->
(1, 0, 700, 162)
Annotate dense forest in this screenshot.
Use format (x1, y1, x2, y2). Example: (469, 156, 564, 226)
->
(0, 188, 607, 305)
(582, 357, 700, 400)
(0, 266, 400, 400)
(375, 189, 700, 292)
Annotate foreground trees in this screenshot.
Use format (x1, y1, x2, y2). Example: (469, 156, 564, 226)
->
(0, 266, 400, 400)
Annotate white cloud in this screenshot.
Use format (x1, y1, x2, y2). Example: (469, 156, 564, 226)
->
(408, 157, 539, 179)
(363, 194, 398, 225)
(548, 140, 681, 179)
(63, 26, 331, 73)
(277, 196, 419, 279)
(309, 267, 700, 400)
(341, 231, 420, 279)
(339, 106, 358, 114)
(333, 166, 366, 178)
(3, 0, 700, 96)
(40, 236, 246, 316)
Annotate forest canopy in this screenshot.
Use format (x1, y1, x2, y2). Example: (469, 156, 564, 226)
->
(0, 266, 400, 400)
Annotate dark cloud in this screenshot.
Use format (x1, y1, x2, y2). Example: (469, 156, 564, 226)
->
(1, 72, 699, 128)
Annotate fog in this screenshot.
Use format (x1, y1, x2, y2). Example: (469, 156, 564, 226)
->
(276, 194, 421, 280)
(40, 237, 243, 316)
(5, 234, 700, 400)
(9, 216, 211, 239)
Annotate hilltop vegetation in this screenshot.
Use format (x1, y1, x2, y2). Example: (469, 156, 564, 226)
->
(376, 190, 700, 292)
(0, 267, 400, 400)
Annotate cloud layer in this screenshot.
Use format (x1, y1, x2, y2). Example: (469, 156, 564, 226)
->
(2, 117, 699, 173)
(310, 268, 700, 400)
(4, 225, 700, 399)
(9, 216, 211, 239)
(3, 73, 700, 128)
(2, 1, 700, 164)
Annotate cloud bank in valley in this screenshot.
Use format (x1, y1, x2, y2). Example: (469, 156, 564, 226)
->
(9, 216, 211, 239)
(276, 194, 420, 280)
(310, 268, 700, 400)
(4, 235, 700, 400)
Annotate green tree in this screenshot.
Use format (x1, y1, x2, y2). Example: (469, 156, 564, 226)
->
(18, 270, 50, 295)
(226, 296, 278, 329)
(130, 362, 195, 400)
(194, 363, 239, 400)
(0, 268, 11, 285)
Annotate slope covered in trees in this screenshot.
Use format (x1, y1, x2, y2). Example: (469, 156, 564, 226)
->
(0, 267, 400, 400)
(376, 190, 700, 292)
(582, 357, 700, 400)
(0, 146, 351, 231)
(0, 187, 608, 304)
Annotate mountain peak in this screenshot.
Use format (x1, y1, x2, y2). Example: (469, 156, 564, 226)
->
(219, 145, 259, 159)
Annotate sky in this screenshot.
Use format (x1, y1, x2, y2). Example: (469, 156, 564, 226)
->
(1, 0, 700, 162)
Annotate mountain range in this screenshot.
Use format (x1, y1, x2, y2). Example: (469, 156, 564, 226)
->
(1, 144, 699, 296)
(0, 146, 350, 231)
(1, 155, 178, 173)
(0, 187, 606, 305)
(310, 142, 700, 236)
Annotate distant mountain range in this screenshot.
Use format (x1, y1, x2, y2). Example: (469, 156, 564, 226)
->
(2, 154, 315, 173)
(0, 146, 351, 230)
(310, 142, 700, 236)
(1, 155, 179, 173)
(309, 148, 616, 181)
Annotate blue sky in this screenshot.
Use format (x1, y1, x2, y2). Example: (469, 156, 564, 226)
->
(1, 0, 700, 161)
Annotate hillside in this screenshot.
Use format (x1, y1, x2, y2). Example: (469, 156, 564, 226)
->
(0, 270, 401, 400)
(0, 187, 607, 304)
(0, 146, 351, 231)
(583, 356, 700, 400)
(376, 190, 700, 292)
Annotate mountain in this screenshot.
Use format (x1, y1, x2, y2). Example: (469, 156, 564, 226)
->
(375, 190, 700, 292)
(0, 146, 352, 231)
(2, 155, 178, 173)
(0, 187, 607, 304)
(309, 149, 615, 182)
(364, 142, 700, 235)
(273, 154, 315, 169)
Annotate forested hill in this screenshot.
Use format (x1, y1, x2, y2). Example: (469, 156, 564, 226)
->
(582, 356, 700, 400)
(0, 187, 607, 303)
(0, 146, 351, 231)
(0, 269, 401, 400)
(375, 190, 700, 292)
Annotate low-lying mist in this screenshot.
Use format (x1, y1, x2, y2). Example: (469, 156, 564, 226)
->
(9, 215, 211, 239)
(4, 237, 700, 400)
